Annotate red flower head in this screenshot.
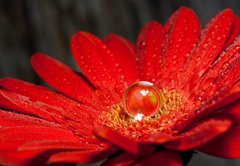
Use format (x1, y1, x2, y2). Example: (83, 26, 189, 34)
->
(0, 7, 240, 166)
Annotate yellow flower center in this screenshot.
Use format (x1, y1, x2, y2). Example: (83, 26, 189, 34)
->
(98, 81, 188, 139)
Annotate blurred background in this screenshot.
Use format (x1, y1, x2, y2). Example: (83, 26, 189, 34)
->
(0, 0, 240, 165)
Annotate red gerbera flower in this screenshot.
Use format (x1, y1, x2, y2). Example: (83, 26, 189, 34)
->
(0, 7, 240, 166)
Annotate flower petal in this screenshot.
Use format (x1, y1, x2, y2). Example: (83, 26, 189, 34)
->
(0, 125, 80, 165)
(18, 140, 96, 151)
(223, 16, 240, 49)
(135, 150, 182, 166)
(0, 149, 50, 166)
(0, 78, 97, 122)
(101, 153, 137, 166)
(210, 44, 240, 88)
(0, 126, 79, 142)
(191, 37, 240, 99)
(195, 86, 240, 121)
(142, 133, 176, 145)
(166, 119, 232, 151)
(31, 53, 94, 101)
(0, 89, 71, 123)
(198, 125, 240, 158)
(0, 109, 63, 128)
(71, 32, 117, 89)
(95, 127, 139, 155)
(216, 101, 240, 124)
(95, 127, 155, 156)
(104, 34, 138, 86)
(0, 88, 97, 138)
(48, 148, 117, 164)
(174, 85, 240, 131)
(161, 7, 200, 88)
(0, 118, 91, 166)
(184, 9, 234, 88)
(136, 21, 163, 82)
(0, 89, 97, 129)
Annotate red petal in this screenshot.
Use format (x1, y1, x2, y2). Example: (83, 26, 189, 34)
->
(0, 78, 97, 122)
(161, 7, 200, 88)
(196, 86, 240, 120)
(104, 34, 138, 86)
(19, 140, 95, 151)
(198, 125, 240, 158)
(0, 141, 29, 152)
(0, 90, 25, 112)
(0, 126, 79, 142)
(183, 9, 234, 88)
(0, 125, 80, 165)
(0, 88, 97, 137)
(216, 101, 240, 124)
(191, 37, 240, 99)
(0, 89, 97, 129)
(211, 46, 240, 88)
(166, 119, 232, 151)
(31, 53, 94, 101)
(0, 149, 49, 166)
(0, 89, 69, 123)
(136, 21, 163, 82)
(0, 123, 86, 166)
(95, 127, 155, 156)
(0, 137, 51, 166)
(223, 16, 240, 49)
(101, 153, 137, 166)
(142, 133, 176, 145)
(0, 109, 63, 128)
(174, 86, 240, 131)
(95, 127, 139, 155)
(135, 150, 182, 166)
(71, 32, 117, 89)
(48, 148, 117, 164)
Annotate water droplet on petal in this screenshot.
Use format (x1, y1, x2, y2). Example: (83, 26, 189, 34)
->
(139, 41, 146, 50)
(123, 81, 162, 120)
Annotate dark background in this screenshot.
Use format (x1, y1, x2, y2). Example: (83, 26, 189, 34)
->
(0, 0, 240, 165)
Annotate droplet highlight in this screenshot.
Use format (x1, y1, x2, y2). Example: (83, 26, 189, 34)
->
(123, 81, 162, 120)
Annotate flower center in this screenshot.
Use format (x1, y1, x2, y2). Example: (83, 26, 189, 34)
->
(123, 81, 162, 120)
(97, 81, 189, 139)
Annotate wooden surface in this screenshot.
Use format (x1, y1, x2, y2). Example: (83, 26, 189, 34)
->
(0, 0, 240, 165)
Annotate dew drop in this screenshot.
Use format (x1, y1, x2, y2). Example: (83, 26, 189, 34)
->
(139, 41, 146, 50)
(92, 76, 97, 80)
(115, 63, 120, 67)
(199, 69, 205, 77)
(123, 81, 162, 120)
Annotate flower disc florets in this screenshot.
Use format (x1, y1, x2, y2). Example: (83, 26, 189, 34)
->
(98, 81, 188, 140)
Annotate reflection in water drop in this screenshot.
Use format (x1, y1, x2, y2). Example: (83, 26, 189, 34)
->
(123, 81, 162, 120)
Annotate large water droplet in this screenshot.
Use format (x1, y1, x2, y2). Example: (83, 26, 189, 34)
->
(123, 81, 162, 120)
